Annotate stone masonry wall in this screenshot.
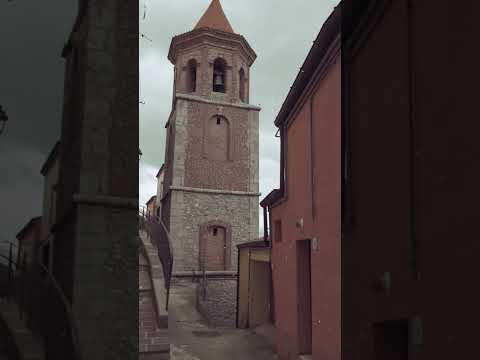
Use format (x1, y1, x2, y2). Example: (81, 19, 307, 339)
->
(183, 100, 259, 192)
(174, 35, 252, 103)
(196, 277, 237, 328)
(169, 189, 258, 273)
(64, 0, 139, 359)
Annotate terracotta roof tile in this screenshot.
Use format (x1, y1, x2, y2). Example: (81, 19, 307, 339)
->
(194, 0, 234, 33)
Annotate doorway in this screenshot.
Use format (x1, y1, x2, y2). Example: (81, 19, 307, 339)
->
(373, 319, 409, 360)
(248, 259, 272, 327)
(204, 226, 226, 271)
(297, 240, 312, 355)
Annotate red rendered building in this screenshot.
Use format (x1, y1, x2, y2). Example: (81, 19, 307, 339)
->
(262, 7, 341, 360)
(264, 1, 480, 359)
(341, 0, 480, 359)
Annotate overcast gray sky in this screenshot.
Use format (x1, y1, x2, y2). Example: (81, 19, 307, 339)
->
(0, 0, 338, 255)
(139, 0, 339, 235)
(0, 1, 77, 258)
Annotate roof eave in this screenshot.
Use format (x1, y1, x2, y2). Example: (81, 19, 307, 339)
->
(156, 164, 165, 178)
(40, 141, 61, 176)
(260, 189, 282, 207)
(274, 6, 341, 127)
(168, 28, 256, 66)
(16, 217, 42, 240)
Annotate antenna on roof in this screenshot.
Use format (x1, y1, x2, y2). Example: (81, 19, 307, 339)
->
(141, 33, 153, 42)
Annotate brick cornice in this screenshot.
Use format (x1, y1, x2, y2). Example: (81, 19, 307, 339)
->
(176, 93, 261, 111)
(72, 194, 139, 209)
(168, 28, 256, 66)
(169, 186, 260, 197)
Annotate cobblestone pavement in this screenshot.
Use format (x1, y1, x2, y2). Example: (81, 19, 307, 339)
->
(169, 281, 278, 360)
(171, 345, 200, 360)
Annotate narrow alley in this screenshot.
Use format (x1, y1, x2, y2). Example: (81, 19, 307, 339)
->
(169, 282, 278, 360)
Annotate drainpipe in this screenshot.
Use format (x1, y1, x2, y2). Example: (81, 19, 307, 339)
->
(279, 125, 285, 195)
(235, 247, 240, 328)
(262, 205, 269, 245)
(310, 96, 316, 220)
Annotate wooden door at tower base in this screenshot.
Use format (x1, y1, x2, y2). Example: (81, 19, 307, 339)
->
(203, 225, 226, 271)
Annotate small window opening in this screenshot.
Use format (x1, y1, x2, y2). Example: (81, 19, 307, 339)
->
(213, 58, 227, 93)
(239, 68, 246, 102)
(213, 227, 218, 236)
(217, 117, 221, 125)
(187, 59, 197, 93)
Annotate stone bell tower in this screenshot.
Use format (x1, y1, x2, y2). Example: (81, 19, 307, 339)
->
(161, 0, 260, 274)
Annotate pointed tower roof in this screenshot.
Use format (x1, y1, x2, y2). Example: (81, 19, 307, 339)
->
(194, 0, 234, 33)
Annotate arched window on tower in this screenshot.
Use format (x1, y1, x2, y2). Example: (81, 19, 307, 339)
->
(239, 68, 246, 102)
(205, 115, 230, 161)
(213, 58, 227, 93)
(186, 59, 198, 93)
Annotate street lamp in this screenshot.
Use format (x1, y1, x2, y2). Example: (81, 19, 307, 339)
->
(0, 105, 8, 135)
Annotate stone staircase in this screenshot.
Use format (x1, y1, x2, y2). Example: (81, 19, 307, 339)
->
(140, 230, 168, 326)
(0, 300, 45, 360)
(139, 231, 169, 359)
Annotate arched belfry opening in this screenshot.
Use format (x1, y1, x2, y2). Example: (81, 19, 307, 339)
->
(239, 68, 246, 102)
(187, 59, 198, 93)
(213, 58, 227, 93)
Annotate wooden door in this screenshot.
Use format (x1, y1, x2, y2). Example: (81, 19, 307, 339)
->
(374, 320, 409, 360)
(248, 260, 271, 327)
(205, 226, 226, 271)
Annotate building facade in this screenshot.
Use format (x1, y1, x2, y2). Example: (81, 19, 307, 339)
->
(161, 0, 260, 273)
(16, 217, 42, 270)
(50, 0, 139, 358)
(341, 0, 480, 359)
(155, 165, 165, 218)
(262, 7, 341, 360)
(39, 141, 61, 272)
(146, 196, 157, 217)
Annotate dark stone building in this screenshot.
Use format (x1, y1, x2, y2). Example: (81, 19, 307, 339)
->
(50, 0, 139, 358)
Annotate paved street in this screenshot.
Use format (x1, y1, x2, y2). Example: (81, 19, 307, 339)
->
(169, 281, 278, 360)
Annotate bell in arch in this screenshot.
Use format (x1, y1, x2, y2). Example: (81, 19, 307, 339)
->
(214, 73, 224, 86)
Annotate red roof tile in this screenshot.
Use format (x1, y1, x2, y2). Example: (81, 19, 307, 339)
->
(194, 0, 234, 33)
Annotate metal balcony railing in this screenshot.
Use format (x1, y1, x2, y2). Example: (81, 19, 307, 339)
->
(0, 241, 82, 360)
(139, 206, 174, 310)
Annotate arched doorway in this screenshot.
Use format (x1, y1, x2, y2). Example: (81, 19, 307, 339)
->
(203, 225, 226, 271)
(199, 221, 232, 271)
